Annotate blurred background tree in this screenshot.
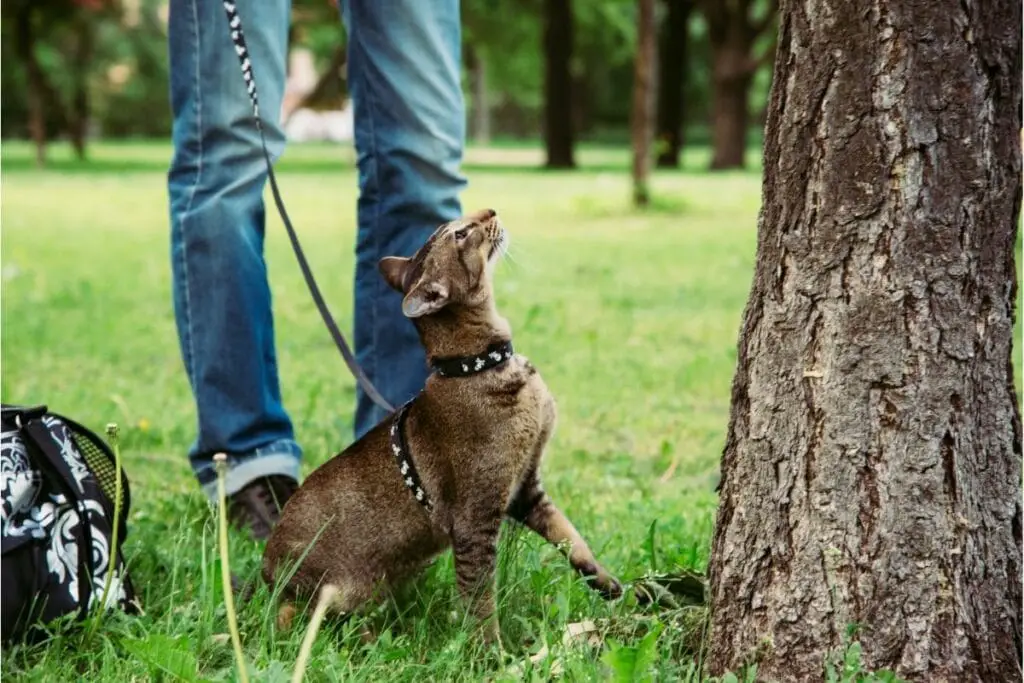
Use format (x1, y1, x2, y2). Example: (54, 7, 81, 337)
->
(631, 0, 657, 206)
(655, 0, 693, 169)
(694, 0, 778, 169)
(0, 0, 779, 171)
(2, 0, 126, 165)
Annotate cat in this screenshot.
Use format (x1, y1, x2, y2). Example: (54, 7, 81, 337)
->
(262, 208, 622, 644)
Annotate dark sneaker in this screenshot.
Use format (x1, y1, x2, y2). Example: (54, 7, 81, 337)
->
(227, 475, 298, 541)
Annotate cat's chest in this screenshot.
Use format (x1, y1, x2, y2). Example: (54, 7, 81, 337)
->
(484, 355, 547, 402)
(422, 356, 551, 455)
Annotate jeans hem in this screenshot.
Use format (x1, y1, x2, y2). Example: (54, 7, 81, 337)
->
(196, 441, 301, 500)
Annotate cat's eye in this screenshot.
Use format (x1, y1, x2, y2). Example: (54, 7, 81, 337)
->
(453, 228, 468, 240)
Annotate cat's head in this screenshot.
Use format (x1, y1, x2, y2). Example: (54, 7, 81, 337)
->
(378, 208, 507, 318)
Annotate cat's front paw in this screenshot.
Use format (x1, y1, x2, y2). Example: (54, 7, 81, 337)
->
(577, 562, 623, 600)
(587, 572, 623, 600)
(574, 558, 624, 600)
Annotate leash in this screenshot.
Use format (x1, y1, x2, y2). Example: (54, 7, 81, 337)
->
(220, 1, 393, 413)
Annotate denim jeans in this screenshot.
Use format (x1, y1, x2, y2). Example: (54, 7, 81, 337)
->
(167, 0, 465, 499)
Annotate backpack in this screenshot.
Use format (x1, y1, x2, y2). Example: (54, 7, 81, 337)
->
(1, 404, 138, 643)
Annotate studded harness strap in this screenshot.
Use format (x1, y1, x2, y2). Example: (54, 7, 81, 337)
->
(389, 403, 433, 511)
(389, 340, 515, 513)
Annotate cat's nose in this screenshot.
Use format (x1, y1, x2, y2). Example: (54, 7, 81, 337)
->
(475, 208, 497, 221)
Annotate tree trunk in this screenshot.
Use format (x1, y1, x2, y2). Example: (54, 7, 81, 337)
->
(466, 44, 491, 145)
(656, 0, 691, 168)
(708, 39, 751, 170)
(631, 0, 657, 206)
(543, 0, 574, 168)
(69, 12, 93, 161)
(707, 0, 1022, 681)
(15, 6, 46, 167)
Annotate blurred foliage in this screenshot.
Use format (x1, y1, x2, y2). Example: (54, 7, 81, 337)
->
(0, 0, 776, 145)
(1, 0, 170, 140)
(96, 0, 171, 137)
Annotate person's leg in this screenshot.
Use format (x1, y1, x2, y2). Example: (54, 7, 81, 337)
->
(340, 0, 467, 439)
(167, 0, 300, 502)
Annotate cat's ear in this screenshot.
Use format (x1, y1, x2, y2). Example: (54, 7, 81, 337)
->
(378, 256, 410, 292)
(402, 279, 449, 318)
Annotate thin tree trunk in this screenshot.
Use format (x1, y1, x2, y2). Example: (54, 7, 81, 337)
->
(543, 0, 574, 168)
(69, 12, 93, 161)
(707, 0, 1022, 680)
(656, 0, 691, 168)
(15, 6, 46, 167)
(631, 0, 657, 206)
(466, 44, 491, 145)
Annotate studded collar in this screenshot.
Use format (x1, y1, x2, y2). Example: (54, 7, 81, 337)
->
(390, 340, 515, 513)
(430, 340, 514, 378)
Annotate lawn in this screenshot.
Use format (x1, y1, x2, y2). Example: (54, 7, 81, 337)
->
(0, 140, 1018, 682)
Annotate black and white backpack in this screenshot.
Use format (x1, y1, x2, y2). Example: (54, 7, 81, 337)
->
(1, 404, 138, 643)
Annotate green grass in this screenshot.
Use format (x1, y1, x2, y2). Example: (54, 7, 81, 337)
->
(0, 139, 1018, 682)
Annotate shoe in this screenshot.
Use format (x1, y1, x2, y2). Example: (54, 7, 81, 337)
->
(227, 474, 298, 541)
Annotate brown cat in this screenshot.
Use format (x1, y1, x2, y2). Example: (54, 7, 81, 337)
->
(262, 208, 622, 643)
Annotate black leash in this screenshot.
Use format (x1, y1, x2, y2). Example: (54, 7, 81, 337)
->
(221, 1, 393, 413)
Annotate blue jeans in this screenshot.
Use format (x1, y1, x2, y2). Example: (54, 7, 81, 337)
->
(167, 0, 465, 498)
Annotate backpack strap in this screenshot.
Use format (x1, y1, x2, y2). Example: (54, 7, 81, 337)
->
(1, 404, 48, 425)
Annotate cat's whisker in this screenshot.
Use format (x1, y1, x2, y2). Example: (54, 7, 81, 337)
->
(500, 244, 536, 273)
(496, 244, 517, 270)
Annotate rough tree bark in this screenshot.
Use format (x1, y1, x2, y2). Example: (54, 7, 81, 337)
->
(697, 0, 777, 170)
(543, 0, 575, 168)
(631, 0, 657, 207)
(656, 0, 692, 169)
(707, 0, 1022, 681)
